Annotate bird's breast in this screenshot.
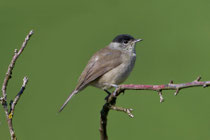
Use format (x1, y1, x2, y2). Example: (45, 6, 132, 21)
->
(91, 52, 136, 89)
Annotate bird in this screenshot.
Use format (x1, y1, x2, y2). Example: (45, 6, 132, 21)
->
(59, 34, 143, 112)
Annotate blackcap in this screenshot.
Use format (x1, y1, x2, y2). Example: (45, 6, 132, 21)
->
(59, 34, 143, 112)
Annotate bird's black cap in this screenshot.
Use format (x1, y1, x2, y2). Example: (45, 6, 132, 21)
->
(112, 34, 135, 43)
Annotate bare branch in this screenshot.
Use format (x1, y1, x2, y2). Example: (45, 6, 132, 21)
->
(110, 106, 134, 118)
(1, 30, 33, 100)
(119, 78, 210, 94)
(100, 77, 210, 140)
(9, 77, 29, 119)
(158, 91, 164, 103)
(1, 30, 33, 140)
(100, 103, 110, 140)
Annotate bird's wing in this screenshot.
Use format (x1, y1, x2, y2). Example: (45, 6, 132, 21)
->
(75, 47, 122, 91)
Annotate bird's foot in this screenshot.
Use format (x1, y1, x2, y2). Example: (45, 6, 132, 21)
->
(110, 84, 119, 96)
(104, 83, 119, 97)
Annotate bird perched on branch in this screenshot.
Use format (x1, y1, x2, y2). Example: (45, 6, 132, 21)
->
(59, 34, 143, 112)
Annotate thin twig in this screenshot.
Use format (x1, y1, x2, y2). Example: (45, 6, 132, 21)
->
(1, 30, 33, 100)
(1, 30, 33, 140)
(110, 106, 134, 118)
(9, 77, 28, 119)
(99, 76, 210, 140)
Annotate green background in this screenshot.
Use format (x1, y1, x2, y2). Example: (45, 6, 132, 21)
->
(1, 0, 210, 139)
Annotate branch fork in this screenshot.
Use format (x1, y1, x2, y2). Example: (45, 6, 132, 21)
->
(1, 30, 33, 140)
(100, 76, 210, 140)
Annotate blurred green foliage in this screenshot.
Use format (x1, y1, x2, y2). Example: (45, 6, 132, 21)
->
(1, 0, 210, 139)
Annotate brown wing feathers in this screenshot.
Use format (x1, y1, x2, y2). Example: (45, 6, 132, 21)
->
(75, 47, 122, 91)
(59, 47, 122, 112)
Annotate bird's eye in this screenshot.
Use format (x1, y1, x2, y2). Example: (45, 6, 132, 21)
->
(123, 40, 128, 44)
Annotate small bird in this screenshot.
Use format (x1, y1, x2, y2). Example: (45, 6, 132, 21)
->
(59, 34, 143, 112)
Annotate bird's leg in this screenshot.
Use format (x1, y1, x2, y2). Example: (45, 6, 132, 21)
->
(104, 89, 111, 95)
(104, 83, 119, 98)
(104, 89, 111, 101)
(109, 84, 119, 96)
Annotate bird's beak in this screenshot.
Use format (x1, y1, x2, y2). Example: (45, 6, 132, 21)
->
(134, 39, 143, 43)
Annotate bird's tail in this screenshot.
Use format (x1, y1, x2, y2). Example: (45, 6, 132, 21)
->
(58, 90, 78, 112)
